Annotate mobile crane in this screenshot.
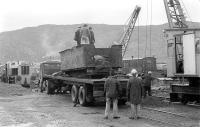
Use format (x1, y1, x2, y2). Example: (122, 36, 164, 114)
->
(163, 0, 200, 104)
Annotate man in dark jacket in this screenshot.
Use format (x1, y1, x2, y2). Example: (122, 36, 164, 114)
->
(140, 73, 145, 99)
(127, 69, 142, 120)
(104, 75, 122, 119)
(89, 27, 95, 44)
(74, 26, 81, 47)
(143, 71, 154, 97)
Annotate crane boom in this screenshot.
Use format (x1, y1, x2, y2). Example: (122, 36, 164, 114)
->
(120, 6, 141, 57)
(163, 0, 188, 28)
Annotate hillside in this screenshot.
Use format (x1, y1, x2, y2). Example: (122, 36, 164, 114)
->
(0, 22, 199, 64)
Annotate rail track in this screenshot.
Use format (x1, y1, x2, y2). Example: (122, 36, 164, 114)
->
(153, 95, 200, 109)
(140, 106, 199, 127)
(186, 103, 200, 108)
(140, 114, 183, 127)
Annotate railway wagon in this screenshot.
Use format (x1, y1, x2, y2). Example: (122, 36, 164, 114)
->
(41, 44, 129, 106)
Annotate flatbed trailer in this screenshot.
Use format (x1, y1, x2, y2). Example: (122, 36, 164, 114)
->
(43, 74, 128, 106)
(40, 44, 129, 106)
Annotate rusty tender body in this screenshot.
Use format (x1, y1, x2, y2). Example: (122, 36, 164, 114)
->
(40, 44, 128, 106)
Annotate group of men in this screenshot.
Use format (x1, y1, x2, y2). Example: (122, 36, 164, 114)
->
(74, 24, 95, 47)
(104, 69, 154, 120)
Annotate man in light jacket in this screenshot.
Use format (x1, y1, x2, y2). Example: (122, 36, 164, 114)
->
(127, 69, 142, 120)
(80, 24, 90, 44)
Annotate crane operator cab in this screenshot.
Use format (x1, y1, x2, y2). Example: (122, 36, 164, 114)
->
(164, 29, 200, 77)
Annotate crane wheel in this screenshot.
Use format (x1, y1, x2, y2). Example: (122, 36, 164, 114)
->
(71, 85, 79, 103)
(78, 86, 87, 106)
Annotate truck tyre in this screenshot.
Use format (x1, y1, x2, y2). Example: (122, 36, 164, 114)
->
(78, 86, 87, 106)
(71, 85, 79, 103)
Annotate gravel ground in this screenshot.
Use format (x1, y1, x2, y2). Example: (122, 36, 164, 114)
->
(0, 82, 199, 127)
(141, 96, 170, 107)
(0, 82, 31, 97)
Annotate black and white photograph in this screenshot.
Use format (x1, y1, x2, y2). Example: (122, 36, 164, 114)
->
(0, 0, 200, 127)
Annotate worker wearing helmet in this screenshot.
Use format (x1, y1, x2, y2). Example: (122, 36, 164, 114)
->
(127, 69, 142, 120)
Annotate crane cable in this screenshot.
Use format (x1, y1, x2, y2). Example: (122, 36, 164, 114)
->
(149, 0, 152, 57)
(137, 14, 140, 67)
(145, 0, 153, 57)
(179, 0, 192, 22)
(145, 0, 148, 58)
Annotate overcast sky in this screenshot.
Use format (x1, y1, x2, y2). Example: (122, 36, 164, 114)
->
(0, 0, 200, 32)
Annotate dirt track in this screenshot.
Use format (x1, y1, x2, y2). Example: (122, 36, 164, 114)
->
(0, 82, 199, 127)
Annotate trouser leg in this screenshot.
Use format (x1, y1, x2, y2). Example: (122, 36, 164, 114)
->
(135, 104, 141, 119)
(147, 86, 151, 96)
(144, 86, 147, 98)
(85, 37, 89, 44)
(130, 104, 135, 118)
(81, 36, 89, 44)
(77, 41, 81, 47)
(133, 104, 137, 119)
(105, 98, 111, 117)
(142, 86, 145, 98)
(73, 97, 78, 107)
(113, 99, 118, 117)
(81, 37, 86, 44)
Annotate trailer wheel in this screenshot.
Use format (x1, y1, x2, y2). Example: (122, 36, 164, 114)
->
(78, 86, 87, 106)
(46, 80, 54, 94)
(71, 85, 79, 103)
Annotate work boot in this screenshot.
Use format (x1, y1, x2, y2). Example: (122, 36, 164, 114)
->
(113, 116, 120, 119)
(129, 117, 134, 120)
(103, 116, 108, 119)
(134, 116, 138, 120)
(73, 103, 77, 107)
